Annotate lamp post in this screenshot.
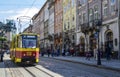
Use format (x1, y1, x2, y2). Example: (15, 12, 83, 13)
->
(118, 0, 120, 59)
(96, 20, 101, 65)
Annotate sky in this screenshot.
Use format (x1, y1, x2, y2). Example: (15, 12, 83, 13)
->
(0, 0, 46, 33)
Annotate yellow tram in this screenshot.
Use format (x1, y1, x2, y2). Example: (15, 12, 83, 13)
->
(10, 33, 40, 64)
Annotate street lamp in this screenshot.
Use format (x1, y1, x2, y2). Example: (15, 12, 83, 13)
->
(96, 20, 102, 65)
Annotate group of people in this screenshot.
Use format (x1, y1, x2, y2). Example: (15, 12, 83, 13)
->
(41, 47, 76, 57)
(41, 42, 113, 61)
(85, 42, 113, 61)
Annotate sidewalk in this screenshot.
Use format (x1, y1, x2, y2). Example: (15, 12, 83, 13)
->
(0, 62, 6, 77)
(42, 55, 120, 72)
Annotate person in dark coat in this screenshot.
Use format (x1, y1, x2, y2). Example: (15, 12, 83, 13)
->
(47, 48, 51, 57)
(86, 51, 91, 60)
(0, 51, 4, 62)
(106, 42, 112, 60)
(70, 47, 75, 56)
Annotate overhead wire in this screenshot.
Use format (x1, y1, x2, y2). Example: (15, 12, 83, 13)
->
(17, 0, 37, 33)
(24, 0, 37, 16)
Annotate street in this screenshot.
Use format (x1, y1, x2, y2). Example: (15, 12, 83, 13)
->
(0, 0, 120, 77)
(39, 57, 120, 77)
(1, 54, 120, 77)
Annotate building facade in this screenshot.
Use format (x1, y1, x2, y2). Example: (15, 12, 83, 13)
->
(31, 0, 120, 58)
(101, 0, 119, 58)
(48, 0, 55, 50)
(76, 0, 119, 58)
(54, 0, 63, 51)
(44, 1, 49, 49)
(37, 4, 45, 49)
(32, 13, 41, 34)
(63, 0, 76, 50)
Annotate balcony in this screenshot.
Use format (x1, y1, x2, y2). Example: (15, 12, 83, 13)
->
(94, 19, 102, 26)
(88, 20, 95, 30)
(81, 23, 89, 33)
(89, 19, 102, 31)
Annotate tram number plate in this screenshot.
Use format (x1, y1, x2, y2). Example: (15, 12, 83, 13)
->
(27, 52, 31, 56)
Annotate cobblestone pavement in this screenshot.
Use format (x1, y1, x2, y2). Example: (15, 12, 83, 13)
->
(39, 57, 120, 77)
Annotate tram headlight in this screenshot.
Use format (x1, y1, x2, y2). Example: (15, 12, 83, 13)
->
(23, 53, 26, 56)
(32, 52, 36, 56)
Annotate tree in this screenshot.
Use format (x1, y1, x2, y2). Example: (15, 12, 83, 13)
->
(0, 20, 16, 50)
(0, 20, 16, 35)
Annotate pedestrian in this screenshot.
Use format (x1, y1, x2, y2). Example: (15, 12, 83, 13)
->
(94, 46, 98, 60)
(86, 51, 91, 60)
(57, 48, 60, 56)
(62, 48, 65, 56)
(105, 42, 112, 60)
(0, 51, 4, 62)
(47, 48, 50, 57)
(41, 48, 44, 56)
(51, 48, 55, 57)
(70, 47, 75, 56)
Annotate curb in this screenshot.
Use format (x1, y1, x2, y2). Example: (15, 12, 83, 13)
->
(53, 58, 120, 72)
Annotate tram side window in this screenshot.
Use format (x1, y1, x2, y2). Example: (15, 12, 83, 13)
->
(17, 36, 22, 48)
(13, 38, 16, 48)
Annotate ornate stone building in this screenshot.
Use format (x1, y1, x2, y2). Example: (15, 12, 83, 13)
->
(76, 0, 119, 58)
(48, 0, 55, 50)
(63, 0, 77, 50)
(54, 0, 63, 50)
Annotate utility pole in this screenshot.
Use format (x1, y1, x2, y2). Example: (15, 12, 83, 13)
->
(118, 0, 120, 59)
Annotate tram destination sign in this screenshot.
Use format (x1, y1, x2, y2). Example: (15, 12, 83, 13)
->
(22, 35, 37, 39)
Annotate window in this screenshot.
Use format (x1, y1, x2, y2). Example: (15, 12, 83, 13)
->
(64, 7, 66, 13)
(68, 2, 71, 10)
(89, 8, 93, 21)
(94, 5, 99, 19)
(71, 0, 75, 7)
(83, 13, 86, 23)
(110, 0, 116, 13)
(64, 23, 66, 30)
(103, 1, 108, 17)
(68, 22, 70, 29)
(79, 14, 82, 24)
(22, 35, 37, 48)
(80, 0, 86, 6)
(88, 0, 93, 3)
(73, 16, 75, 21)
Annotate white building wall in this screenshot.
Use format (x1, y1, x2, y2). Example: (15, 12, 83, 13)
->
(44, 3, 49, 21)
(48, 12, 54, 35)
(100, 18, 119, 51)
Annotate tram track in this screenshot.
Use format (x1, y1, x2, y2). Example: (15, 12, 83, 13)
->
(24, 66, 54, 77)
(4, 60, 24, 77)
(4, 54, 62, 77)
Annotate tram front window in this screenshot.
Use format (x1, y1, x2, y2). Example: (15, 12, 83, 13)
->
(22, 35, 37, 48)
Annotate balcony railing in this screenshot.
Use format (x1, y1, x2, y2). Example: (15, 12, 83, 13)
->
(94, 19, 102, 26)
(81, 23, 89, 33)
(80, 19, 102, 32)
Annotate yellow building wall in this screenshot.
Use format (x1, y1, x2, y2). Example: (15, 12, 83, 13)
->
(63, 0, 76, 32)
